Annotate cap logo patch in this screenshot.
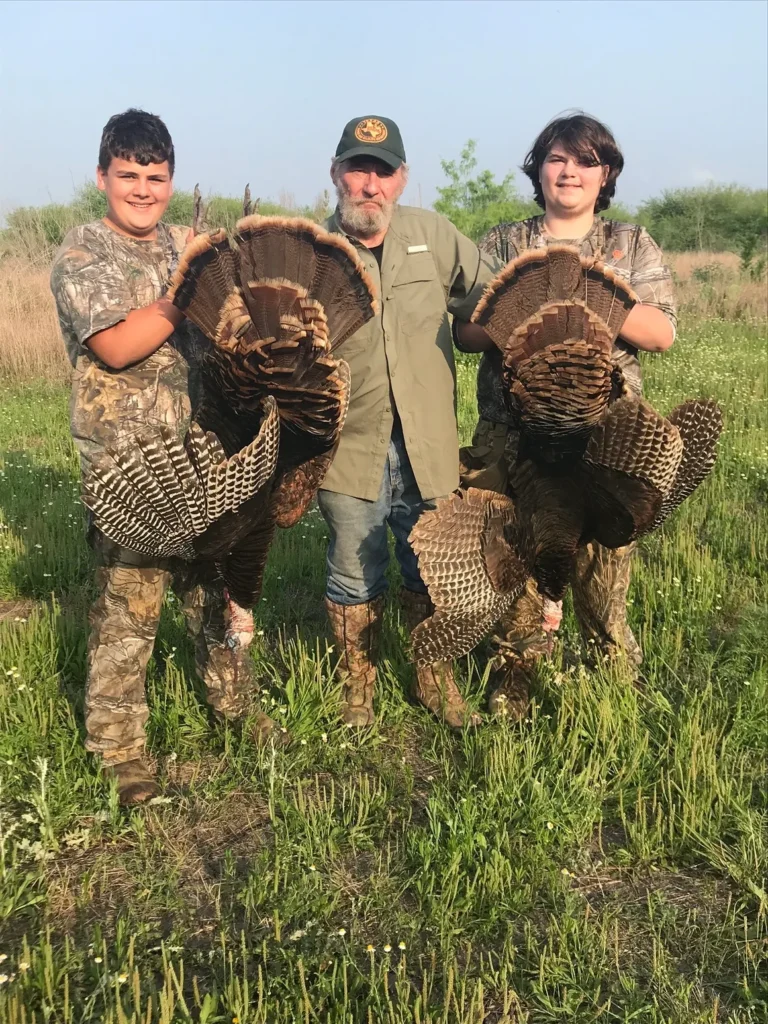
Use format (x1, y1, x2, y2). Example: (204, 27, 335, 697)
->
(355, 118, 388, 144)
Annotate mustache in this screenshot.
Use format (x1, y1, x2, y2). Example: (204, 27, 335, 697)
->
(344, 194, 386, 208)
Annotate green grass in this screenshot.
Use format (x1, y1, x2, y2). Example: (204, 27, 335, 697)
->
(0, 320, 766, 1022)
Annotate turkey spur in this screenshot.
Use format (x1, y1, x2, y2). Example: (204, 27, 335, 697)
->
(82, 215, 376, 609)
(410, 245, 722, 665)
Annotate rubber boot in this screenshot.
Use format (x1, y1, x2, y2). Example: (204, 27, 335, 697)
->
(325, 596, 385, 727)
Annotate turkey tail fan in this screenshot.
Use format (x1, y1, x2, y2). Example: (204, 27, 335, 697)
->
(472, 245, 637, 352)
(202, 334, 349, 440)
(272, 359, 352, 528)
(507, 341, 616, 448)
(81, 401, 280, 560)
(650, 398, 723, 530)
(581, 396, 684, 546)
(582, 258, 638, 339)
(509, 460, 584, 601)
(409, 488, 530, 663)
(505, 300, 614, 367)
(167, 230, 249, 349)
(234, 215, 377, 349)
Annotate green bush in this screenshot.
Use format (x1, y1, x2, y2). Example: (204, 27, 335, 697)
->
(0, 182, 332, 264)
(637, 184, 768, 253)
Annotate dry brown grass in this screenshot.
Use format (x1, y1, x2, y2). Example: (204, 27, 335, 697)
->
(0, 259, 70, 381)
(0, 249, 764, 384)
(668, 250, 768, 321)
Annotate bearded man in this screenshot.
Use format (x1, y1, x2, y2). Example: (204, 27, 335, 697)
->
(320, 115, 497, 730)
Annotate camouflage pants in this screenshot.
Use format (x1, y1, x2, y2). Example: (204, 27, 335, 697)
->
(461, 419, 642, 668)
(85, 534, 254, 765)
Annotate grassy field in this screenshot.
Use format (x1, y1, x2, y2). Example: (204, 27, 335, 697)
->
(0, 316, 766, 1021)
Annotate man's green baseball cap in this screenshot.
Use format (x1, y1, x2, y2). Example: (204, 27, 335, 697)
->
(334, 116, 406, 169)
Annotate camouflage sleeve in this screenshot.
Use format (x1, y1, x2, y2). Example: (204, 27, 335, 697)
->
(50, 243, 135, 351)
(477, 223, 525, 264)
(630, 228, 677, 334)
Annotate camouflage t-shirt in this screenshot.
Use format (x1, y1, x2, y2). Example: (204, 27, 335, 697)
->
(50, 220, 207, 467)
(475, 216, 678, 425)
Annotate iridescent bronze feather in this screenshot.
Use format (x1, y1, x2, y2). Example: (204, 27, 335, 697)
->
(412, 247, 722, 662)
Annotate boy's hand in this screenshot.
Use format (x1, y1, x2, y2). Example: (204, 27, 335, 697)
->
(86, 297, 185, 370)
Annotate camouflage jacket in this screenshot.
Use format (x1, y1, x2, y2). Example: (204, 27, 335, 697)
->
(475, 216, 677, 425)
(50, 220, 207, 468)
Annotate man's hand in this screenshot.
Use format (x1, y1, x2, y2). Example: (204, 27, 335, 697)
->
(619, 304, 674, 352)
(86, 297, 185, 370)
(454, 320, 494, 353)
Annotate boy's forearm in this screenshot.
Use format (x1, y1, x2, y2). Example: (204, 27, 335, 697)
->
(86, 298, 184, 369)
(619, 304, 674, 352)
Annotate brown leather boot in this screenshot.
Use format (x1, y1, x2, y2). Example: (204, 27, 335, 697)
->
(399, 588, 481, 730)
(487, 655, 532, 722)
(325, 596, 384, 727)
(103, 758, 159, 807)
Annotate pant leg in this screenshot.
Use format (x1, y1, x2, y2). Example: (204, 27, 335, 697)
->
(85, 560, 170, 765)
(387, 426, 438, 595)
(571, 541, 642, 665)
(318, 454, 393, 605)
(174, 575, 254, 719)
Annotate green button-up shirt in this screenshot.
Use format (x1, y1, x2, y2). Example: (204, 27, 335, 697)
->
(323, 205, 498, 501)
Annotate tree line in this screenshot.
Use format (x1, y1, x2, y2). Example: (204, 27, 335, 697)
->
(2, 140, 766, 264)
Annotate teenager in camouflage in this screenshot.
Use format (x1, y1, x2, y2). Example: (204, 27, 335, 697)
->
(459, 113, 677, 718)
(50, 110, 281, 806)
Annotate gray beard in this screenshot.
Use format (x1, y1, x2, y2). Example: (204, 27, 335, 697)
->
(336, 186, 395, 238)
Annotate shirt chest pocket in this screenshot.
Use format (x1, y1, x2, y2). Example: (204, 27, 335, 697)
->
(391, 251, 446, 335)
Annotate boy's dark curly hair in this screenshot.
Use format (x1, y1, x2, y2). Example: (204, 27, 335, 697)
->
(99, 109, 175, 176)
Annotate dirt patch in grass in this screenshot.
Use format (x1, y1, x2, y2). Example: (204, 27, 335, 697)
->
(43, 791, 273, 940)
(0, 598, 38, 622)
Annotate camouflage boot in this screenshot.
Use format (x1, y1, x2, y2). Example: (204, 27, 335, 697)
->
(400, 588, 481, 730)
(325, 597, 385, 727)
(179, 581, 288, 746)
(103, 758, 159, 807)
(487, 578, 549, 721)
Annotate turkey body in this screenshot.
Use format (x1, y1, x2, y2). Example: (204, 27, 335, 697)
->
(81, 216, 376, 610)
(409, 245, 723, 665)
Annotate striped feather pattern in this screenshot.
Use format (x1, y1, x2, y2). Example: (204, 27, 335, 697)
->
(651, 399, 723, 529)
(409, 489, 530, 663)
(81, 399, 279, 560)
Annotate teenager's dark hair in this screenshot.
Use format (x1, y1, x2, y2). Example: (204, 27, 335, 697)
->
(522, 112, 623, 213)
(98, 109, 175, 175)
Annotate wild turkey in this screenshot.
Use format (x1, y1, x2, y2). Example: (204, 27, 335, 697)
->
(81, 214, 376, 634)
(410, 245, 722, 665)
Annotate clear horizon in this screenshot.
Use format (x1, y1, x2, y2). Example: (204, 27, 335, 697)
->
(1, 0, 766, 219)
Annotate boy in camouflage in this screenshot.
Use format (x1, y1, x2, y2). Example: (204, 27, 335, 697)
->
(460, 113, 677, 718)
(50, 110, 279, 805)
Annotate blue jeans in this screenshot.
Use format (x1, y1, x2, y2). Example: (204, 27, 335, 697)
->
(318, 427, 439, 605)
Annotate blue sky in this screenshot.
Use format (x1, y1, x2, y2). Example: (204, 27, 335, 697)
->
(1, 0, 766, 217)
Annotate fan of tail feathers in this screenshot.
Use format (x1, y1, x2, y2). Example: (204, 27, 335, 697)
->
(409, 488, 531, 664)
(81, 397, 280, 562)
(167, 215, 374, 528)
(472, 246, 638, 359)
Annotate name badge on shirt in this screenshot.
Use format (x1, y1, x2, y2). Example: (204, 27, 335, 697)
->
(407, 244, 429, 254)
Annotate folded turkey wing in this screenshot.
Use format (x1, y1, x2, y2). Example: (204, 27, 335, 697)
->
(409, 488, 530, 663)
